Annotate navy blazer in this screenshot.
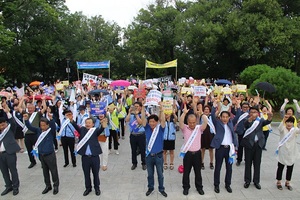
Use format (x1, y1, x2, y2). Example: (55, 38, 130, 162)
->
(1, 118, 20, 154)
(210, 106, 238, 149)
(77, 126, 105, 156)
(232, 110, 248, 135)
(25, 119, 56, 155)
(241, 118, 271, 149)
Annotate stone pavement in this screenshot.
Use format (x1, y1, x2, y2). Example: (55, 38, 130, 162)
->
(1, 122, 300, 200)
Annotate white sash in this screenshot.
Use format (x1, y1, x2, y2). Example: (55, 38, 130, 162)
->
(179, 125, 200, 158)
(228, 143, 236, 164)
(23, 112, 37, 133)
(13, 111, 26, 132)
(207, 116, 216, 134)
(31, 128, 51, 157)
(57, 119, 70, 139)
(237, 112, 249, 126)
(75, 127, 96, 155)
(276, 127, 295, 154)
(243, 117, 260, 138)
(0, 124, 11, 142)
(146, 124, 160, 156)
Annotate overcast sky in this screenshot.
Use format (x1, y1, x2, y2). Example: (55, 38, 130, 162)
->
(65, 0, 156, 27)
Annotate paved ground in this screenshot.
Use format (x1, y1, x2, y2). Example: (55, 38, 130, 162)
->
(1, 122, 300, 200)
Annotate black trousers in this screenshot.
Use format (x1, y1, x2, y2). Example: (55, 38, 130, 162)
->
(118, 118, 125, 137)
(214, 146, 232, 186)
(61, 137, 76, 165)
(40, 152, 59, 187)
(237, 134, 244, 162)
(130, 134, 146, 165)
(276, 162, 294, 181)
(25, 134, 38, 164)
(52, 131, 58, 150)
(0, 153, 19, 190)
(182, 151, 202, 190)
(81, 155, 100, 190)
(244, 142, 262, 184)
(262, 131, 269, 149)
(109, 130, 119, 150)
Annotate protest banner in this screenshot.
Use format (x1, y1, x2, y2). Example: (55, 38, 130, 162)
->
(222, 87, 232, 95)
(145, 90, 162, 106)
(194, 86, 206, 97)
(90, 102, 106, 116)
(236, 84, 247, 92)
(162, 100, 173, 114)
(181, 87, 193, 94)
(134, 88, 146, 99)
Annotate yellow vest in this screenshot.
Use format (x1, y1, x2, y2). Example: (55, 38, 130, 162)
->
(262, 113, 269, 131)
(126, 95, 133, 107)
(118, 105, 127, 119)
(110, 110, 119, 130)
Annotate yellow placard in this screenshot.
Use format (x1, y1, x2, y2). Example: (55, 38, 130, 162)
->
(162, 100, 173, 114)
(181, 87, 193, 94)
(214, 86, 223, 94)
(222, 87, 232, 95)
(61, 81, 69, 86)
(236, 84, 247, 92)
(231, 85, 237, 92)
(55, 83, 64, 91)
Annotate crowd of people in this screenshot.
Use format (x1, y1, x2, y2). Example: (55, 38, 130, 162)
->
(0, 78, 299, 197)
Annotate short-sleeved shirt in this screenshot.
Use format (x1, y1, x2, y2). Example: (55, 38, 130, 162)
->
(145, 124, 165, 154)
(181, 124, 202, 151)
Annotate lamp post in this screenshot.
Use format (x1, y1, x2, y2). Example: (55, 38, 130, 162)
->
(66, 58, 70, 82)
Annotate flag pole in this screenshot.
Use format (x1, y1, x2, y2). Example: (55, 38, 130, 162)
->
(144, 60, 147, 79)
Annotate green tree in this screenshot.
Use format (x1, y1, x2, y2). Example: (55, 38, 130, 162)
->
(239, 64, 273, 86)
(249, 67, 300, 109)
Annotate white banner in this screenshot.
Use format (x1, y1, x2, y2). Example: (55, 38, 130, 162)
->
(194, 86, 206, 97)
(145, 90, 162, 106)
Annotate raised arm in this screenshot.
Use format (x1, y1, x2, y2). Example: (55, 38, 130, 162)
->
(293, 99, 300, 118)
(280, 98, 289, 117)
(179, 104, 189, 130)
(265, 99, 273, 113)
(141, 104, 147, 127)
(200, 114, 208, 130)
(159, 105, 166, 128)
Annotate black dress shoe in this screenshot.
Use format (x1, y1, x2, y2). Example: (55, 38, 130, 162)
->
(63, 164, 69, 167)
(244, 182, 250, 188)
(225, 185, 232, 193)
(183, 189, 189, 195)
(72, 164, 76, 167)
(146, 189, 154, 196)
(13, 188, 19, 196)
(214, 186, 220, 193)
(254, 183, 261, 190)
(159, 191, 168, 197)
(83, 189, 92, 196)
(236, 161, 241, 166)
(53, 186, 59, 195)
(28, 163, 36, 169)
(142, 164, 147, 170)
(42, 186, 52, 194)
(197, 188, 204, 195)
(95, 189, 101, 196)
(1, 188, 13, 196)
(131, 164, 137, 170)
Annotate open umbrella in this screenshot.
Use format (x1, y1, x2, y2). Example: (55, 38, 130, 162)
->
(111, 80, 130, 87)
(256, 82, 276, 93)
(0, 91, 12, 98)
(215, 79, 232, 85)
(29, 81, 41, 86)
(28, 95, 52, 100)
(128, 85, 137, 90)
(88, 89, 109, 96)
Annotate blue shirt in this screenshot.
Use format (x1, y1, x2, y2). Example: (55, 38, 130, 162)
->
(61, 118, 76, 138)
(145, 124, 165, 154)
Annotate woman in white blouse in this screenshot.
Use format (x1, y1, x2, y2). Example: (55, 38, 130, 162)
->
(276, 115, 300, 191)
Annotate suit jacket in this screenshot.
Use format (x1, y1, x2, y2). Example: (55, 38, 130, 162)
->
(77, 126, 105, 156)
(210, 106, 238, 149)
(232, 109, 248, 135)
(25, 119, 56, 155)
(1, 118, 21, 154)
(241, 118, 271, 149)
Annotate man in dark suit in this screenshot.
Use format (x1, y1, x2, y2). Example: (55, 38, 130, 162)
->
(242, 106, 272, 189)
(23, 113, 59, 195)
(0, 102, 20, 196)
(74, 117, 107, 196)
(210, 101, 240, 193)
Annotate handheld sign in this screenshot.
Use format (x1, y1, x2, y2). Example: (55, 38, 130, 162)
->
(144, 90, 162, 106)
(194, 86, 206, 97)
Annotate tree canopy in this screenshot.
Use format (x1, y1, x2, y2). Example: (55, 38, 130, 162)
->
(0, 0, 300, 83)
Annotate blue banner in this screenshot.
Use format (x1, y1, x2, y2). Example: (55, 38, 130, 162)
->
(90, 102, 107, 116)
(77, 61, 110, 69)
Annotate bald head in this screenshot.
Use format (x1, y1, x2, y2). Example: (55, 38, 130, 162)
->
(187, 114, 197, 129)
